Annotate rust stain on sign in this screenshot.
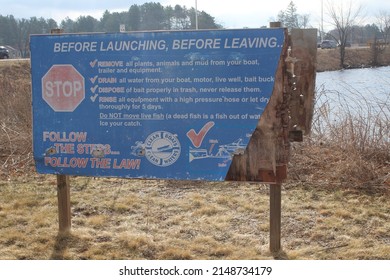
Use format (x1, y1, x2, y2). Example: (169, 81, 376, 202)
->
(226, 29, 317, 183)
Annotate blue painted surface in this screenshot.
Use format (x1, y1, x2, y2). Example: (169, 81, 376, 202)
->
(30, 29, 285, 180)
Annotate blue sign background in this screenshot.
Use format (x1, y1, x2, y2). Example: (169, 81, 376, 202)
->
(31, 29, 285, 181)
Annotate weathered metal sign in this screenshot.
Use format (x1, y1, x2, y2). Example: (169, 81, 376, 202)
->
(31, 29, 285, 180)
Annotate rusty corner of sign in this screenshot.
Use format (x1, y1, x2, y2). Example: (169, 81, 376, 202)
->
(257, 165, 287, 184)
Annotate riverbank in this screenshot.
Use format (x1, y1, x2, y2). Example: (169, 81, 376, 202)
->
(316, 47, 390, 72)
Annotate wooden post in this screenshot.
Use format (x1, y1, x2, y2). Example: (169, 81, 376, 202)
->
(50, 29, 71, 233)
(57, 174, 71, 232)
(269, 183, 281, 252)
(269, 22, 282, 28)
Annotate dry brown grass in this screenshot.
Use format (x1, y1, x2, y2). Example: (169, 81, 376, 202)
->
(317, 47, 390, 72)
(0, 59, 389, 260)
(0, 176, 389, 260)
(307, 83, 390, 189)
(0, 60, 33, 176)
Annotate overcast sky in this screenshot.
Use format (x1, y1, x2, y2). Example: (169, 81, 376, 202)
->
(0, 0, 388, 30)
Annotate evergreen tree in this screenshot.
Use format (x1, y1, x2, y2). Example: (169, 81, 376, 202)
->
(0, 2, 223, 56)
(128, 5, 141, 31)
(277, 1, 310, 31)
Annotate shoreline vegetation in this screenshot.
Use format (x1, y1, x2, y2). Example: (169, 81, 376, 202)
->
(316, 47, 390, 72)
(0, 47, 389, 260)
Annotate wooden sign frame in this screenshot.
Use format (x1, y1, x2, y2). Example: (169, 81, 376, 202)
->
(48, 25, 317, 253)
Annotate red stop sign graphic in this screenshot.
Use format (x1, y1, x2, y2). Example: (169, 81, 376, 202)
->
(42, 64, 85, 112)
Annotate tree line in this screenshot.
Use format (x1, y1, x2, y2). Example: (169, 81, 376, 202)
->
(0, 3, 222, 57)
(277, 1, 390, 67)
(1, 0, 389, 66)
(277, 1, 389, 44)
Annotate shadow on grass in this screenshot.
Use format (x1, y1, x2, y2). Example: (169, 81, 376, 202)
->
(50, 231, 80, 260)
(272, 249, 289, 260)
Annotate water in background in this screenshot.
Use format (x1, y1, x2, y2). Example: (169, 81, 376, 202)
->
(314, 67, 389, 142)
(316, 66, 390, 115)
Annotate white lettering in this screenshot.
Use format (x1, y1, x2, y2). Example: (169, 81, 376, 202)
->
(53, 41, 97, 52)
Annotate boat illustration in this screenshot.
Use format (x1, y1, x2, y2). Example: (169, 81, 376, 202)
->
(189, 138, 246, 162)
(218, 138, 246, 155)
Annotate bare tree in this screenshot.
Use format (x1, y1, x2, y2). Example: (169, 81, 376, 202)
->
(370, 10, 390, 66)
(326, 0, 364, 68)
(377, 10, 390, 45)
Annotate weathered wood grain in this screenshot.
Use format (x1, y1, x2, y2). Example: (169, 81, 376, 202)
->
(226, 29, 317, 183)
